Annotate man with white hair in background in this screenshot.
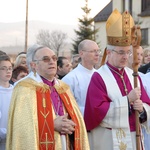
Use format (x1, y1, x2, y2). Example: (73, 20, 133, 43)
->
(84, 9, 150, 150)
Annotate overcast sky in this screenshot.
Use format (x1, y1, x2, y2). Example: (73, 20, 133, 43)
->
(0, 0, 111, 25)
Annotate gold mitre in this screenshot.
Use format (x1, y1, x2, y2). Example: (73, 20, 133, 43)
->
(106, 9, 135, 46)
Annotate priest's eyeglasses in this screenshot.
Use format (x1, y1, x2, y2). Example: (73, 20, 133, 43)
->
(82, 49, 101, 54)
(33, 56, 58, 63)
(0, 67, 13, 72)
(112, 50, 132, 56)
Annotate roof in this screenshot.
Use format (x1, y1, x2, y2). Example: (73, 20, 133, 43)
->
(94, 1, 112, 22)
(138, 6, 150, 17)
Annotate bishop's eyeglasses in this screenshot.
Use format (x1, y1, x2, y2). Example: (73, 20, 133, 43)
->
(112, 50, 132, 56)
(33, 56, 58, 63)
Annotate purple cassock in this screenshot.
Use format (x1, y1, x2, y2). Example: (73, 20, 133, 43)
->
(41, 77, 64, 116)
(84, 62, 150, 131)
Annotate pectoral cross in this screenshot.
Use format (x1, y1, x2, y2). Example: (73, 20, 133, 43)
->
(40, 133, 54, 150)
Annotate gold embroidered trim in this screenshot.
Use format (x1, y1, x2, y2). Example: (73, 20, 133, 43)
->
(116, 128, 127, 150)
(16, 78, 49, 93)
(107, 36, 131, 46)
(54, 80, 70, 94)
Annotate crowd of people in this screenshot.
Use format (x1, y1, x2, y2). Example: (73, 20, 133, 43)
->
(0, 9, 150, 150)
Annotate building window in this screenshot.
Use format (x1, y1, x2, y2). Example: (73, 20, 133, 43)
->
(123, 0, 125, 11)
(122, 0, 132, 14)
(142, 0, 150, 12)
(141, 28, 148, 45)
(129, 0, 132, 15)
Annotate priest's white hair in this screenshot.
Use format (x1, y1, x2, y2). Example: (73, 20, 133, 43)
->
(26, 44, 45, 72)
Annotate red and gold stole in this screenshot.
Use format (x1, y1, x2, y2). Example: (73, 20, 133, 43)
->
(36, 85, 81, 150)
(59, 92, 81, 150)
(36, 88, 55, 150)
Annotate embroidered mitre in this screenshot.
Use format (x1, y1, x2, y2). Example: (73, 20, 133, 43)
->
(106, 9, 135, 46)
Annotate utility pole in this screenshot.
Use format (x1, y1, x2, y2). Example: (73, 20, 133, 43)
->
(25, 0, 28, 52)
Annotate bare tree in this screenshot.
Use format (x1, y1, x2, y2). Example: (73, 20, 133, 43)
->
(36, 29, 68, 56)
(36, 29, 51, 48)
